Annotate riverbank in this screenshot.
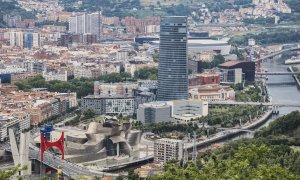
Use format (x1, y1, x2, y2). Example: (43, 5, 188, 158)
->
(184, 110, 273, 151)
(288, 66, 300, 88)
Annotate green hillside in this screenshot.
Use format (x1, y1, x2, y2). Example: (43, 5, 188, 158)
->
(153, 111, 300, 179)
(0, 0, 35, 27)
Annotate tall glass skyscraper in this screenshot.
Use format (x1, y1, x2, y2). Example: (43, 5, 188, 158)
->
(157, 16, 188, 101)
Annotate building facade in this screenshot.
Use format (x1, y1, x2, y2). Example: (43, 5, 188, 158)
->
(94, 82, 137, 96)
(81, 95, 135, 115)
(69, 12, 101, 40)
(154, 138, 183, 163)
(189, 85, 235, 102)
(43, 71, 68, 81)
(157, 16, 188, 101)
(137, 102, 172, 124)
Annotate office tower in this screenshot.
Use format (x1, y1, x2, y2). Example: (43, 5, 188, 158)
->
(154, 138, 183, 163)
(68, 11, 101, 40)
(157, 16, 188, 101)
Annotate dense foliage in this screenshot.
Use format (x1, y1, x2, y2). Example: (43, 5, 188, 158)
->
(234, 84, 264, 102)
(99, 72, 133, 83)
(243, 17, 275, 25)
(255, 111, 300, 137)
(0, 0, 35, 27)
(229, 30, 300, 46)
(284, 0, 300, 13)
(134, 67, 157, 80)
(154, 111, 300, 179)
(0, 164, 27, 179)
(199, 104, 265, 127)
(155, 144, 299, 180)
(61, 0, 141, 18)
(200, 54, 225, 69)
(15, 75, 94, 98)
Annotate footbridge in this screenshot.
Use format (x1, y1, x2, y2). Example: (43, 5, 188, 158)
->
(209, 101, 300, 107)
(217, 128, 254, 133)
(260, 47, 300, 60)
(256, 72, 300, 76)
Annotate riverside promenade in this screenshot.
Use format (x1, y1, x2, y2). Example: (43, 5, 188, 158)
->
(184, 110, 273, 151)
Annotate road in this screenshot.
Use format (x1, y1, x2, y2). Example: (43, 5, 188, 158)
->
(29, 144, 118, 177)
(184, 110, 273, 150)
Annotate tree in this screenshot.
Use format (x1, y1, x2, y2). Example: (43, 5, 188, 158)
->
(154, 144, 300, 180)
(83, 109, 95, 119)
(127, 169, 139, 180)
(134, 67, 157, 80)
(0, 164, 27, 179)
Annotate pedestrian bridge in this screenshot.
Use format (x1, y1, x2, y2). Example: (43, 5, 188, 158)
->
(209, 101, 300, 107)
(217, 128, 254, 133)
(256, 72, 299, 76)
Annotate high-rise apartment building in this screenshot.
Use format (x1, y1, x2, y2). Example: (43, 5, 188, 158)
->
(9, 31, 40, 49)
(69, 11, 101, 40)
(154, 138, 183, 163)
(157, 16, 188, 101)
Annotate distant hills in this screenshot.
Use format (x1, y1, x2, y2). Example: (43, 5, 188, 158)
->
(0, 0, 35, 27)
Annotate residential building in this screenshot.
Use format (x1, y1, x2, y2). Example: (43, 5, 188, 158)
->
(154, 138, 183, 163)
(157, 16, 188, 101)
(69, 11, 101, 40)
(81, 95, 135, 115)
(22, 61, 47, 73)
(9, 31, 40, 49)
(43, 71, 68, 81)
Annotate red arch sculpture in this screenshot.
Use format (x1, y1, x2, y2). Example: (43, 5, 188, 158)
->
(40, 132, 64, 161)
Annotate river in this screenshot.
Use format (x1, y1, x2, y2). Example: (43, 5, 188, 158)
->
(230, 54, 300, 140)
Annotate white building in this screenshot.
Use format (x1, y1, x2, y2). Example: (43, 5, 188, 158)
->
(154, 138, 183, 163)
(145, 25, 160, 34)
(9, 31, 40, 49)
(167, 100, 209, 124)
(137, 102, 172, 124)
(22, 61, 47, 73)
(137, 100, 208, 124)
(69, 11, 101, 40)
(43, 71, 67, 81)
